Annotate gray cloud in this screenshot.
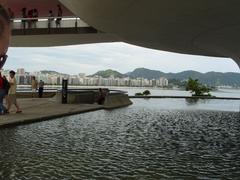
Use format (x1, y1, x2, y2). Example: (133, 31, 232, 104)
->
(5, 42, 239, 75)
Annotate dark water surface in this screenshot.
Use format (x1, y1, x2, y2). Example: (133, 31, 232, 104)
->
(0, 99, 240, 179)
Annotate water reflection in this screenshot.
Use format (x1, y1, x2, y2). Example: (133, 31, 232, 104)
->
(0, 99, 240, 179)
(185, 98, 200, 105)
(133, 98, 240, 112)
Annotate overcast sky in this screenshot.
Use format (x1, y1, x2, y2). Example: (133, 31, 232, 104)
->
(5, 42, 239, 75)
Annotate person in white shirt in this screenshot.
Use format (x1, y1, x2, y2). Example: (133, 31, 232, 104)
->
(7, 70, 22, 113)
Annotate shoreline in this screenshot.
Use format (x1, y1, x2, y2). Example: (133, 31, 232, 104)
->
(15, 91, 240, 100)
(129, 96, 240, 100)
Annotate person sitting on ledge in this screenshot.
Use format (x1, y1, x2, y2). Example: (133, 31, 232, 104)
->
(97, 88, 108, 105)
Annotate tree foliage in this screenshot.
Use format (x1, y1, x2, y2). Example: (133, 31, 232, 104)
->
(186, 78, 211, 96)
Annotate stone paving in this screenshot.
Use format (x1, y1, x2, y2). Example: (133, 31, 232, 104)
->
(0, 98, 103, 127)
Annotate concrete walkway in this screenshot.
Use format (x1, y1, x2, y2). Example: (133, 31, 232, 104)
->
(0, 98, 103, 127)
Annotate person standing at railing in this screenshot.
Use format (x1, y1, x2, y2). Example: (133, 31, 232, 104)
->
(48, 10, 54, 30)
(7, 8, 14, 20)
(32, 8, 38, 28)
(21, 8, 27, 29)
(27, 9, 33, 28)
(56, 4, 63, 28)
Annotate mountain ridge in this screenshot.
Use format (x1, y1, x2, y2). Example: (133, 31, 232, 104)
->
(126, 68, 240, 87)
(39, 68, 240, 87)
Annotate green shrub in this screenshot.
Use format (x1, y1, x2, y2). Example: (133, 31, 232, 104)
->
(143, 90, 151, 96)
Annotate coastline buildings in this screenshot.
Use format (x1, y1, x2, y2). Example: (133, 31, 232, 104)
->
(2, 68, 169, 87)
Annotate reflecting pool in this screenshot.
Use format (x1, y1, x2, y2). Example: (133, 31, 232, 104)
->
(0, 99, 239, 179)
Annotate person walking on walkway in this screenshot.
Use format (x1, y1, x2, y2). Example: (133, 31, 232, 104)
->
(38, 80, 44, 98)
(7, 70, 22, 113)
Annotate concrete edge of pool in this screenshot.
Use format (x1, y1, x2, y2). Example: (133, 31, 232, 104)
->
(129, 96, 240, 100)
(1, 92, 238, 128)
(0, 96, 133, 128)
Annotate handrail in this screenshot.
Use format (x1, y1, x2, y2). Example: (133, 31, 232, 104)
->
(11, 16, 80, 21)
(11, 16, 90, 30)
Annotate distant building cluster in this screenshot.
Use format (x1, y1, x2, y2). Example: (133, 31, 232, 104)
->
(2, 68, 169, 87)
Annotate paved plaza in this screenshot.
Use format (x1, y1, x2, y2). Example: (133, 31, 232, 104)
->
(0, 98, 103, 127)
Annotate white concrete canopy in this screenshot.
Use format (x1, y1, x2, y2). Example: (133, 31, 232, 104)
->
(59, 0, 240, 67)
(6, 0, 240, 67)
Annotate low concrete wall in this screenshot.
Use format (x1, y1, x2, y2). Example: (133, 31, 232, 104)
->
(55, 91, 96, 104)
(17, 92, 56, 98)
(55, 91, 132, 109)
(103, 93, 133, 109)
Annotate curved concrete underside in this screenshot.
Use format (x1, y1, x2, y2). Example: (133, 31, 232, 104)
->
(11, 33, 120, 47)
(59, 0, 240, 67)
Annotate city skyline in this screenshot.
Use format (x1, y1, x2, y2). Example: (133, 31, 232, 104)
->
(6, 42, 239, 75)
(1, 68, 169, 88)
(2, 67, 239, 88)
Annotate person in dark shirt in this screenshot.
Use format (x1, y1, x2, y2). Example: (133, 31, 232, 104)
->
(32, 8, 39, 28)
(48, 10, 54, 29)
(38, 80, 44, 98)
(8, 8, 14, 20)
(97, 88, 107, 105)
(56, 4, 63, 28)
(21, 7, 27, 29)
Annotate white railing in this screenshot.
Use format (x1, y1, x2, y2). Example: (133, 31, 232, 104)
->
(11, 16, 90, 29)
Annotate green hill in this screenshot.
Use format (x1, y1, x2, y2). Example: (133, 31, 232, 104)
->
(92, 69, 126, 78)
(40, 70, 68, 76)
(126, 68, 240, 87)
